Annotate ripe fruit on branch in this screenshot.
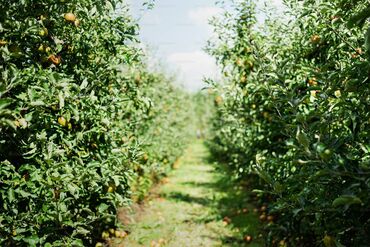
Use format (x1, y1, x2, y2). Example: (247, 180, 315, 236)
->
(244, 47, 253, 53)
(0, 40, 8, 46)
(323, 235, 335, 247)
(334, 90, 341, 98)
(38, 45, 51, 53)
(236, 58, 244, 67)
(355, 48, 363, 55)
(244, 235, 253, 243)
(39, 28, 48, 37)
(74, 19, 80, 27)
(143, 153, 149, 161)
(15, 118, 28, 129)
(223, 216, 232, 224)
(267, 215, 274, 222)
(115, 230, 128, 238)
(39, 15, 47, 21)
(134, 74, 142, 85)
(279, 240, 287, 247)
(352, 48, 363, 59)
(114, 230, 121, 238)
(310, 90, 317, 97)
(64, 13, 76, 23)
(48, 55, 61, 65)
(240, 76, 247, 83)
(310, 35, 321, 44)
(215, 95, 223, 105)
(38, 44, 45, 52)
(308, 77, 318, 86)
(107, 185, 115, 193)
(259, 214, 267, 221)
(101, 231, 110, 239)
(58, 117, 67, 127)
(330, 15, 340, 23)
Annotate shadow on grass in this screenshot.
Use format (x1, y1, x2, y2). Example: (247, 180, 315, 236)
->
(180, 181, 221, 190)
(163, 191, 212, 206)
(214, 175, 264, 246)
(203, 235, 246, 246)
(172, 147, 264, 246)
(200, 154, 264, 246)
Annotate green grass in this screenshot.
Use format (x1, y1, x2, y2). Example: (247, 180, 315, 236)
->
(113, 141, 264, 247)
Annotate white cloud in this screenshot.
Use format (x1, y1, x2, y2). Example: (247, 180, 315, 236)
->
(188, 6, 223, 27)
(167, 51, 218, 92)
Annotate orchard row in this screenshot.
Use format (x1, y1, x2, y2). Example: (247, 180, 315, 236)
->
(0, 1, 196, 246)
(207, 1, 370, 246)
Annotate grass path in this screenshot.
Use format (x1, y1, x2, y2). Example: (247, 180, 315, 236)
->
(113, 141, 263, 247)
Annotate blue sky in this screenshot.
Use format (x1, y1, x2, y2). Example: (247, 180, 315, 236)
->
(128, 0, 284, 92)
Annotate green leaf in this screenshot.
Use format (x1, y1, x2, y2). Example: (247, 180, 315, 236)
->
(8, 188, 15, 203)
(98, 203, 109, 213)
(58, 92, 65, 109)
(348, 6, 370, 28)
(30, 100, 45, 106)
(0, 98, 12, 110)
(17, 189, 36, 198)
(252, 189, 267, 194)
(71, 239, 84, 246)
(80, 79, 88, 90)
(67, 183, 79, 198)
(75, 227, 90, 236)
(296, 127, 310, 152)
(332, 195, 362, 207)
(366, 27, 370, 56)
(22, 235, 40, 246)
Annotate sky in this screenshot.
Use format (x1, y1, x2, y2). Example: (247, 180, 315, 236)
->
(128, 0, 284, 92)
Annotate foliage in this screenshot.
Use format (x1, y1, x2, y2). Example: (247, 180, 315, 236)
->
(207, 0, 370, 246)
(0, 0, 192, 246)
(192, 90, 216, 139)
(130, 71, 193, 201)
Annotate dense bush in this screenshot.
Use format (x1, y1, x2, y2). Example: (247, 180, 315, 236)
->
(207, 0, 370, 246)
(130, 70, 194, 201)
(191, 90, 216, 139)
(0, 0, 192, 246)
